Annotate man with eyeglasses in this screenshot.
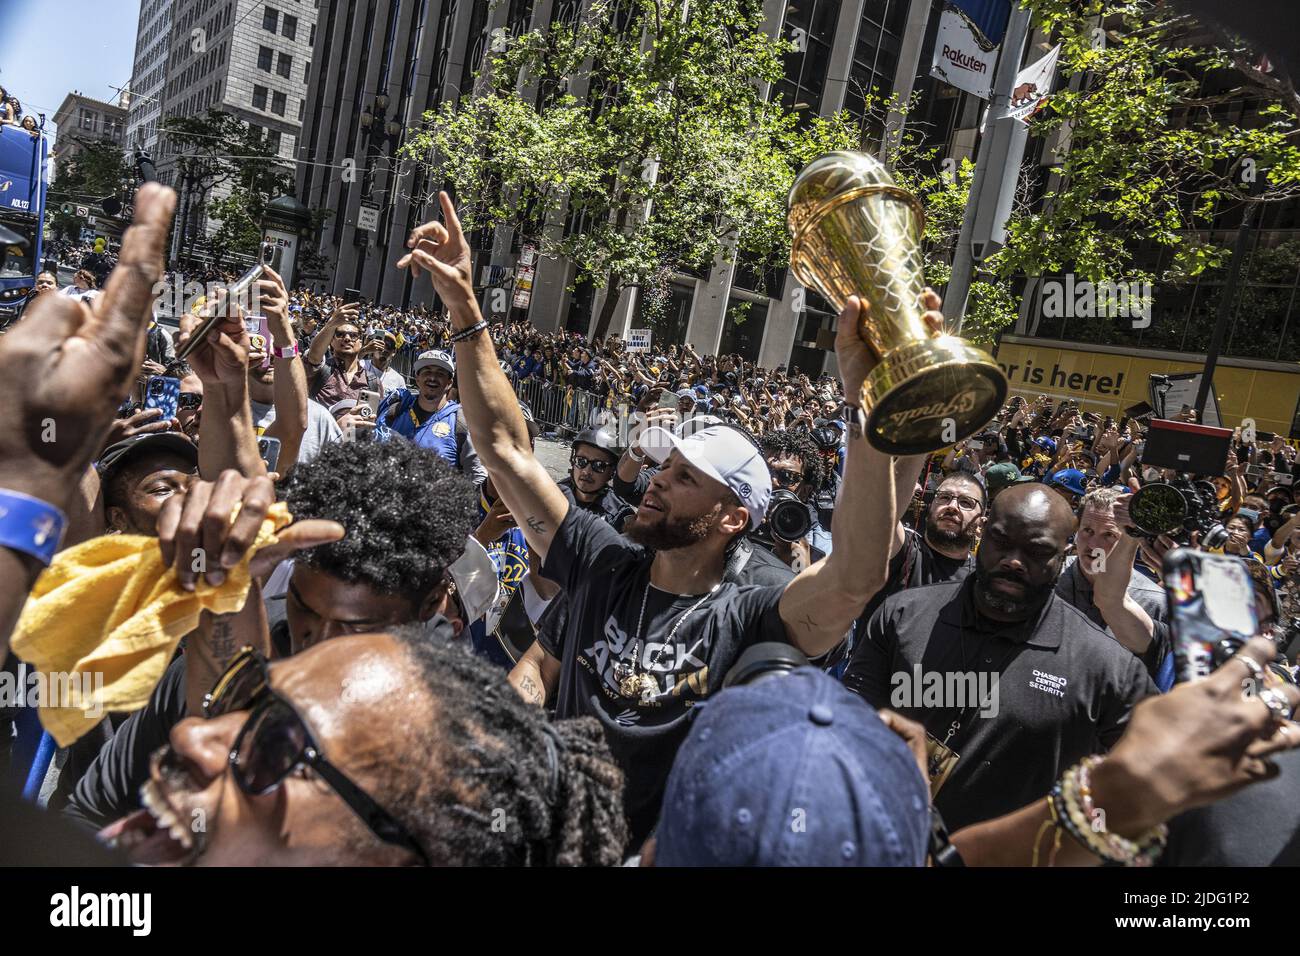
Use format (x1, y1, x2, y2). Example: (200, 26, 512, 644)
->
(561, 426, 634, 532)
(93, 630, 627, 865)
(150, 358, 205, 442)
(303, 301, 380, 407)
(758, 428, 831, 567)
(853, 471, 988, 632)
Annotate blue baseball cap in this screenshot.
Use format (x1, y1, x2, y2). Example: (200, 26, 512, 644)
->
(1047, 467, 1087, 497)
(694, 384, 710, 397)
(655, 668, 930, 867)
(1033, 436, 1057, 454)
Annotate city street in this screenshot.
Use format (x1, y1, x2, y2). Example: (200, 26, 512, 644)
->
(534, 434, 576, 483)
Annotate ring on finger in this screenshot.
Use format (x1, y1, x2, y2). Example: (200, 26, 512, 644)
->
(1259, 687, 1294, 722)
(1234, 654, 1265, 682)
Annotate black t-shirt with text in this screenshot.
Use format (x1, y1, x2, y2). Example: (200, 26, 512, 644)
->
(539, 506, 789, 843)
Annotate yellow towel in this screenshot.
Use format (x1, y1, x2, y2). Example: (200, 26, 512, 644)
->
(11, 503, 293, 746)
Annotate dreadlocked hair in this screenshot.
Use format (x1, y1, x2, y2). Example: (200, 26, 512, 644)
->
(381, 628, 629, 866)
(759, 428, 826, 488)
(284, 440, 477, 597)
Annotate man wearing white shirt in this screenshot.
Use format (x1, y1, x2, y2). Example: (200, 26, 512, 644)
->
(362, 331, 407, 395)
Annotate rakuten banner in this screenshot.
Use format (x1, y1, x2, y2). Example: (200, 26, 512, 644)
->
(929, 1, 1002, 100)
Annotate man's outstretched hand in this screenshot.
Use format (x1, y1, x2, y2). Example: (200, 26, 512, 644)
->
(0, 183, 176, 509)
(396, 191, 475, 309)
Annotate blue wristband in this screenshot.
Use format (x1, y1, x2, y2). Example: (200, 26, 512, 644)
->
(0, 489, 67, 566)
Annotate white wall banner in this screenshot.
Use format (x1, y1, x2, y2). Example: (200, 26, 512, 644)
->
(930, 2, 1000, 100)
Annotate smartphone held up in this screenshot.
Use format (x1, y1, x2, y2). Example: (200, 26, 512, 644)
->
(177, 244, 277, 361)
(1163, 549, 1258, 684)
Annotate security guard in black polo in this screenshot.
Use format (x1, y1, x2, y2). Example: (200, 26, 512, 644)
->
(843, 482, 1156, 832)
(558, 426, 634, 531)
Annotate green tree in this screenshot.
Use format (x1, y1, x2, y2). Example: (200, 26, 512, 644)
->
(160, 109, 294, 264)
(403, 0, 857, 340)
(47, 140, 131, 241)
(968, 0, 1300, 344)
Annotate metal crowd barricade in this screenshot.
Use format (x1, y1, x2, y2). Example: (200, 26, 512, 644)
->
(391, 345, 418, 384)
(512, 379, 623, 438)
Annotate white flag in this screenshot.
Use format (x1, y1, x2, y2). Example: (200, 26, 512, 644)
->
(1004, 45, 1060, 123)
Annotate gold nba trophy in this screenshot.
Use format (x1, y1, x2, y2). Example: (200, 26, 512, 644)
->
(787, 151, 1007, 455)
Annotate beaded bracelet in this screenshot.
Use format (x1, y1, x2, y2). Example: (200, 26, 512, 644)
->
(1054, 757, 1167, 866)
(450, 319, 489, 343)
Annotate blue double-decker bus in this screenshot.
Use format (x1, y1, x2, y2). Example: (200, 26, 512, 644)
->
(0, 122, 48, 325)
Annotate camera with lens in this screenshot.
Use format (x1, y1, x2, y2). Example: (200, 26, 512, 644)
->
(1128, 477, 1229, 549)
(752, 489, 813, 547)
(722, 642, 810, 688)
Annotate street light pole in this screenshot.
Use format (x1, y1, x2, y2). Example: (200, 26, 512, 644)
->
(946, 3, 1034, 333)
(1194, 179, 1263, 420)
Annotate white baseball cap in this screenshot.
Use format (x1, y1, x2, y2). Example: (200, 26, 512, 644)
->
(414, 349, 455, 375)
(447, 535, 499, 625)
(641, 424, 771, 528)
(676, 414, 723, 438)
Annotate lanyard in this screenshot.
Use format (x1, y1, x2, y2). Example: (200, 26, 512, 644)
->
(944, 625, 1024, 745)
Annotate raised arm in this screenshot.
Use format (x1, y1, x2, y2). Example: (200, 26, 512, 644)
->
(891, 454, 928, 557)
(176, 299, 264, 480)
(779, 295, 908, 657)
(303, 301, 359, 368)
(0, 184, 175, 658)
(257, 267, 309, 471)
(397, 192, 568, 561)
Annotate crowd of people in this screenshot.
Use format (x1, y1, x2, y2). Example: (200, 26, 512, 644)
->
(2, 181, 1300, 870)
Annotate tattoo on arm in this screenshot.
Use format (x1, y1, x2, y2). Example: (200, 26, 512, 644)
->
(208, 615, 238, 669)
(519, 674, 544, 705)
(525, 516, 547, 534)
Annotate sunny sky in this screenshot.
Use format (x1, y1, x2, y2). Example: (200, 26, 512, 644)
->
(0, 0, 141, 150)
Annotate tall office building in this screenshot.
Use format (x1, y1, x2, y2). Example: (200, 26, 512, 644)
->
(124, 0, 173, 155)
(298, 0, 929, 372)
(129, 0, 319, 254)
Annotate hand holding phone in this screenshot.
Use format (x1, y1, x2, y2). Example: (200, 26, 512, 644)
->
(144, 375, 181, 422)
(1164, 549, 1259, 684)
(177, 266, 263, 361)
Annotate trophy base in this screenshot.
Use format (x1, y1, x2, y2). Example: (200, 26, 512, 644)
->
(861, 336, 1007, 455)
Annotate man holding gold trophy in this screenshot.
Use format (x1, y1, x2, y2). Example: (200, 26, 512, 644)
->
(394, 183, 941, 845)
(787, 151, 1008, 455)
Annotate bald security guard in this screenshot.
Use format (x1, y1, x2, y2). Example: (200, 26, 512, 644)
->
(843, 482, 1156, 831)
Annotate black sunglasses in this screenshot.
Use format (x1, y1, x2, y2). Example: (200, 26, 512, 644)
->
(772, 468, 806, 487)
(571, 454, 612, 474)
(178, 392, 203, 410)
(204, 648, 430, 865)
